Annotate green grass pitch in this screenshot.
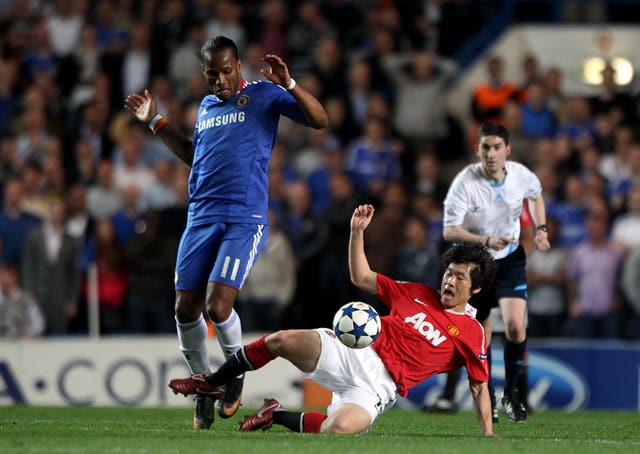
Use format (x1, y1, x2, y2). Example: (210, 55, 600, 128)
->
(1, 406, 639, 453)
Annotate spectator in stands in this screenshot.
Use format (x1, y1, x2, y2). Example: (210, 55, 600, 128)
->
(544, 66, 569, 123)
(471, 55, 519, 126)
(0, 264, 45, 338)
(238, 41, 267, 84)
(345, 115, 402, 200)
(599, 125, 634, 194)
(609, 143, 640, 213)
(20, 161, 48, 219)
(21, 18, 58, 83)
(237, 209, 296, 332)
(343, 59, 374, 133)
(206, 0, 246, 56)
(360, 27, 396, 98)
(0, 55, 20, 137)
(81, 217, 128, 334)
(124, 209, 178, 334)
(259, 0, 289, 60)
(21, 196, 81, 335)
(527, 218, 567, 337)
(121, 22, 153, 99)
(153, 0, 191, 77)
(68, 24, 101, 109)
(112, 128, 156, 193)
(169, 21, 207, 95)
(392, 215, 440, 288)
(15, 107, 50, 166)
(589, 62, 636, 126)
(310, 36, 346, 99)
(384, 49, 458, 152)
(410, 192, 444, 253)
(139, 159, 179, 212)
(520, 80, 557, 139)
(320, 171, 363, 311)
(46, 0, 85, 59)
(0, 178, 41, 267)
(0, 136, 22, 182)
(517, 54, 543, 95)
(72, 96, 114, 161)
(69, 138, 96, 186)
(110, 184, 143, 246)
(87, 159, 122, 219)
(65, 183, 93, 244)
(548, 174, 587, 247)
(557, 96, 596, 144)
(611, 185, 640, 252)
(411, 152, 448, 206)
(621, 247, 640, 339)
(305, 139, 345, 214)
(359, 182, 407, 286)
(287, 0, 335, 75)
(281, 180, 329, 328)
(567, 210, 624, 338)
(502, 101, 537, 168)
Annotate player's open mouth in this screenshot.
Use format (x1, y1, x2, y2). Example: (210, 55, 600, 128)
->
(443, 289, 454, 298)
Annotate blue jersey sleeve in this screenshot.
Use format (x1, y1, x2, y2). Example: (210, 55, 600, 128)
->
(266, 83, 308, 125)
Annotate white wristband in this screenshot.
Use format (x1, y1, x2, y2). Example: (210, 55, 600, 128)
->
(285, 78, 296, 91)
(148, 114, 163, 130)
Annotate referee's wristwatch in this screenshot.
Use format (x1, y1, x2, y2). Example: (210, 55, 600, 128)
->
(535, 224, 549, 233)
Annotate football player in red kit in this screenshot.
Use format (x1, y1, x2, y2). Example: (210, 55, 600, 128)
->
(169, 204, 497, 436)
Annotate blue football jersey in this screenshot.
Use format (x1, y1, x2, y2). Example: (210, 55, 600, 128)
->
(188, 80, 307, 226)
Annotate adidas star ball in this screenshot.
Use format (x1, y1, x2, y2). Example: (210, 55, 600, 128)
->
(332, 302, 381, 349)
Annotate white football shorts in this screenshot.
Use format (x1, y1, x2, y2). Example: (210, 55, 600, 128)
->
(305, 328, 398, 424)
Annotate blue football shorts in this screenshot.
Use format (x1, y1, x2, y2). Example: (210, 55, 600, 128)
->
(174, 222, 269, 291)
(474, 244, 528, 323)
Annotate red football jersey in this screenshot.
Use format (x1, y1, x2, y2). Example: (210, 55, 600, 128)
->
(372, 274, 488, 396)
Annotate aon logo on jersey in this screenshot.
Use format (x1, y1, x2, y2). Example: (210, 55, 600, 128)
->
(404, 312, 447, 346)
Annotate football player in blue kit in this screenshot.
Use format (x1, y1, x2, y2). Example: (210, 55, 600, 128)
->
(124, 35, 328, 429)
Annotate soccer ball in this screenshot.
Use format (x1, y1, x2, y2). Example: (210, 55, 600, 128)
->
(332, 302, 381, 349)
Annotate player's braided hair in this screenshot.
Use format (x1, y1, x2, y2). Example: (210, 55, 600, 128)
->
(441, 242, 496, 298)
(477, 122, 510, 146)
(200, 35, 239, 61)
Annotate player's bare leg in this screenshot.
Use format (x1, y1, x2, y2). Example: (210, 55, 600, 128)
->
(206, 282, 245, 418)
(320, 403, 372, 434)
(499, 297, 528, 422)
(499, 298, 527, 343)
(175, 290, 213, 429)
(264, 329, 322, 373)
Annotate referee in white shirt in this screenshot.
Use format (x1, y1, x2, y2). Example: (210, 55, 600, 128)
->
(443, 122, 550, 423)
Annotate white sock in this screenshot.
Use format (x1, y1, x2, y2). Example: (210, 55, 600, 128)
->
(176, 314, 210, 374)
(212, 309, 243, 360)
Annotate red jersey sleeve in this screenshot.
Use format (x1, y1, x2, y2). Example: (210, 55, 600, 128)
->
(457, 321, 489, 382)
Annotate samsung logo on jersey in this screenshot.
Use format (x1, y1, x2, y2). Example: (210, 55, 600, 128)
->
(197, 112, 246, 133)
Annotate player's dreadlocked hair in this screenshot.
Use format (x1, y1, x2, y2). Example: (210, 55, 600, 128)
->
(477, 122, 510, 146)
(200, 35, 239, 61)
(441, 242, 496, 298)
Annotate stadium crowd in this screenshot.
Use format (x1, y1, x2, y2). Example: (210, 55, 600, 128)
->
(0, 0, 639, 340)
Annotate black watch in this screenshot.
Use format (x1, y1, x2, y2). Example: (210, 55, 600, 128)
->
(535, 224, 549, 233)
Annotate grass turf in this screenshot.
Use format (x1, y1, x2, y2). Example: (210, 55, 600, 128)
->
(1, 406, 639, 453)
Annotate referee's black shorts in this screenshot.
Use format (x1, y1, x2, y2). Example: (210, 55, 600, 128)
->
(473, 244, 528, 323)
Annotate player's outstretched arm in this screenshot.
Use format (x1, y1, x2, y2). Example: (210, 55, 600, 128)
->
(349, 204, 377, 295)
(469, 380, 497, 437)
(124, 89, 194, 167)
(261, 54, 328, 129)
